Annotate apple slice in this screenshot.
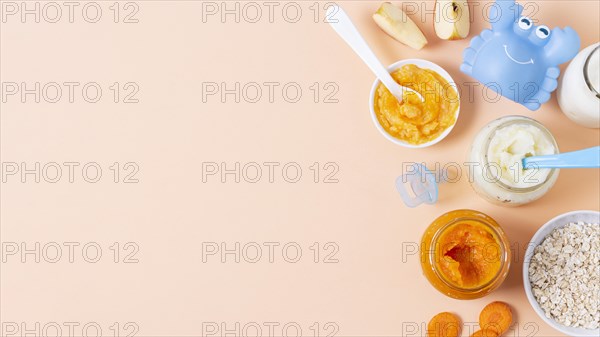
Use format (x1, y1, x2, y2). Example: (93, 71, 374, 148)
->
(434, 0, 470, 40)
(373, 2, 428, 50)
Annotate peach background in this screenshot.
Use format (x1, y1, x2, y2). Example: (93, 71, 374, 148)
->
(1, 1, 599, 336)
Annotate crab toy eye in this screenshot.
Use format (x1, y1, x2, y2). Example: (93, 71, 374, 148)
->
(536, 25, 550, 39)
(518, 17, 533, 30)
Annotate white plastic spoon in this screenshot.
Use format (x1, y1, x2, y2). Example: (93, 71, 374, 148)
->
(327, 5, 423, 103)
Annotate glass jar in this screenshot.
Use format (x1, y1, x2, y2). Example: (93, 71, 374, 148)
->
(420, 209, 511, 300)
(558, 43, 600, 128)
(468, 116, 559, 206)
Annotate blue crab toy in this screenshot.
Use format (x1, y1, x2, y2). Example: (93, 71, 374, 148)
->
(461, 0, 580, 110)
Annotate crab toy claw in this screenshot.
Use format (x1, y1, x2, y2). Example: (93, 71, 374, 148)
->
(460, 0, 580, 111)
(545, 27, 581, 65)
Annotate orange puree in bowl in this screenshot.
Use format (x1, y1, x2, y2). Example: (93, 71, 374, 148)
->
(435, 221, 502, 288)
(374, 64, 459, 145)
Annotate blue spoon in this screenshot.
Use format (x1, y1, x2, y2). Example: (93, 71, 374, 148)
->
(523, 146, 600, 169)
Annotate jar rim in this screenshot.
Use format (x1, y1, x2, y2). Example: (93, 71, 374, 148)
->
(583, 45, 599, 98)
(429, 215, 508, 292)
(481, 116, 559, 193)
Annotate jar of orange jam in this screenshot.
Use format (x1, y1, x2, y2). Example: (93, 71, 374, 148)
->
(420, 210, 511, 299)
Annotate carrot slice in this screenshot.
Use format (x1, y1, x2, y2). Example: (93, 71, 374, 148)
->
(470, 329, 499, 337)
(479, 301, 513, 335)
(428, 312, 461, 337)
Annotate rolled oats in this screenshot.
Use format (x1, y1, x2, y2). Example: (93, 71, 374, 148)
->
(528, 221, 600, 329)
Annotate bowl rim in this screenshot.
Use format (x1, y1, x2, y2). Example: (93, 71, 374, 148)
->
(368, 58, 460, 148)
(522, 209, 600, 336)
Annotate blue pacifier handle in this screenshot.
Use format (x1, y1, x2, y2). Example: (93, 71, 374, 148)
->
(523, 146, 600, 169)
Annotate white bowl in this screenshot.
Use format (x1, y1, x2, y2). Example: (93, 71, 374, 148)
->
(523, 210, 600, 337)
(368, 59, 460, 148)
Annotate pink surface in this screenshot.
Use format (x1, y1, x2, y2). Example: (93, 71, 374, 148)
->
(1, 1, 598, 336)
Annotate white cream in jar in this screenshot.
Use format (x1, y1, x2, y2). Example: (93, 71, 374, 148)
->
(487, 123, 555, 188)
(469, 116, 559, 206)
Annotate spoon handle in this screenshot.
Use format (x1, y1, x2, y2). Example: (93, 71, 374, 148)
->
(327, 5, 420, 102)
(523, 146, 600, 169)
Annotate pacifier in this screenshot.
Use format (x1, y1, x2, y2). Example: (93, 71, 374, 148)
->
(396, 163, 445, 207)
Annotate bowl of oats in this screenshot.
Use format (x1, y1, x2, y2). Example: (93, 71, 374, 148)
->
(524, 210, 600, 336)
